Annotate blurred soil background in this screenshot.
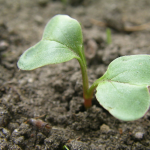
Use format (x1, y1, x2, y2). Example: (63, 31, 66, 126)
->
(1, 0, 150, 149)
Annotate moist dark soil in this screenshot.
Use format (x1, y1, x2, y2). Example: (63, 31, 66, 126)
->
(1, 0, 150, 149)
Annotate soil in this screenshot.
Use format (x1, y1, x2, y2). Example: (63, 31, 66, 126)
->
(1, 0, 150, 149)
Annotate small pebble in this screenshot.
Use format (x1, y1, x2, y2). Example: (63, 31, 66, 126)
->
(100, 124, 110, 133)
(0, 41, 9, 51)
(28, 78, 34, 83)
(134, 132, 144, 140)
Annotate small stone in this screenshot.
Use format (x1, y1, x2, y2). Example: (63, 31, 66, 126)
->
(134, 132, 144, 140)
(28, 78, 34, 83)
(132, 126, 145, 140)
(100, 124, 110, 133)
(0, 41, 9, 51)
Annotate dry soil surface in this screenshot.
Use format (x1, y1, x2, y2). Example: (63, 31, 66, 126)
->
(1, 0, 150, 149)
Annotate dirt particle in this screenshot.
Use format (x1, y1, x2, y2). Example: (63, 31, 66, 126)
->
(0, 41, 9, 52)
(134, 132, 144, 140)
(2, 128, 10, 140)
(52, 79, 64, 93)
(13, 136, 24, 145)
(69, 97, 84, 113)
(37, 0, 49, 7)
(11, 123, 31, 138)
(8, 123, 19, 132)
(0, 107, 10, 127)
(132, 126, 145, 140)
(8, 144, 22, 150)
(36, 132, 46, 144)
(0, 138, 8, 150)
(67, 140, 91, 150)
(1, 0, 150, 149)
(100, 124, 111, 133)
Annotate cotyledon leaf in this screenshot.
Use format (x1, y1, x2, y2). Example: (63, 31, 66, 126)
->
(18, 40, 79, 70)
(17, 15, 83, 70)
(96, 55, 150, 121)
(42, 15, 83, 57)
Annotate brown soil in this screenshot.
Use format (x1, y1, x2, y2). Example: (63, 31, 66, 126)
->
(1, 0, 150, 149)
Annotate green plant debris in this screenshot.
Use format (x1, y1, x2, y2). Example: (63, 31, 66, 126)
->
(106, 28, 112, 44)
(63, 145, 69, 150)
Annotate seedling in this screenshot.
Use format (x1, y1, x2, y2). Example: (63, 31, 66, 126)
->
(63, 145, 69, 150)
(18, 15, 150, 121)
(106, 28, 112, 45)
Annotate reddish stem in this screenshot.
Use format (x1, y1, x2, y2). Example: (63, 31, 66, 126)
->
(83, 94, 92, 109)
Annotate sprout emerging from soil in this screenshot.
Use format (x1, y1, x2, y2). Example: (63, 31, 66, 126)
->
(17, 15, 150, 121)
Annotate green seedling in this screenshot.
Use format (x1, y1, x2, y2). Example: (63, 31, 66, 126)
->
(18, 15, 150, 121)
(106, 28, 112, 45)
(63, 145, 69, 150)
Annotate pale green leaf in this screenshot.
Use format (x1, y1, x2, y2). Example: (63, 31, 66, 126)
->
(18, 40, 79, 70)
(42, 15, 83, 57)
(17, 15, 83, 70)
(96, 55, 150, 121)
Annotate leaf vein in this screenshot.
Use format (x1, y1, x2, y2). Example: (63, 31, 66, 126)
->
(43, 39, 80, 58)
